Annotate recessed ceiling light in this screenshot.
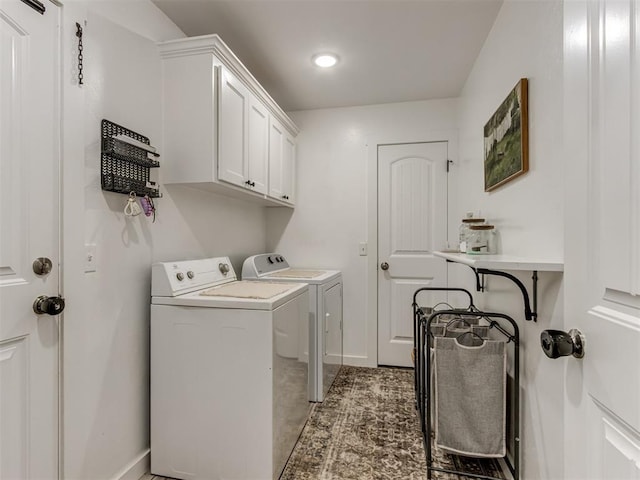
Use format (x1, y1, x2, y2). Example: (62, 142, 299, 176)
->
(312, 53, 339, 68)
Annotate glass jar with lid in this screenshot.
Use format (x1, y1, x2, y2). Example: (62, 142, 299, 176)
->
(467, 224, 497, 255)
(458, 217, 485, 252)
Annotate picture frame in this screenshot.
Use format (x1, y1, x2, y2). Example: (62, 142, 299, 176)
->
(483, 78, 529, 192)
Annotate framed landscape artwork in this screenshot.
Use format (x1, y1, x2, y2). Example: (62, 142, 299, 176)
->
(483, 78, 529, 192)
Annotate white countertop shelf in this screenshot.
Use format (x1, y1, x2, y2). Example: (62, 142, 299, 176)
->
(434, 251, 564, 272)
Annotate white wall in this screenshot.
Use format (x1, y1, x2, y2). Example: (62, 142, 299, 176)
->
(452, 1, 565, 479)
(58, 1, 566, 478)
(266, 99, 458, 366)
(62, 2, 266, 479)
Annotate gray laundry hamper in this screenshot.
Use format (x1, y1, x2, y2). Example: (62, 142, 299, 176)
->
(420, 309, 520, 480)
(434, 334, 507, 457)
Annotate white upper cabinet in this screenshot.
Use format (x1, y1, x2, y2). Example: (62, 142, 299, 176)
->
(268, 117, 296, 205)
(159, 35, 298, 206)
(268, 119, 284, 200)
(218, 65, 269, 195)
(282, 133, 296, 204)
(248, 97, 269, 195)
(218, 66, 249, 189)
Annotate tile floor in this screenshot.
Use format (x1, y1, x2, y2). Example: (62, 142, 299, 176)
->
(144, 366, 503, 480)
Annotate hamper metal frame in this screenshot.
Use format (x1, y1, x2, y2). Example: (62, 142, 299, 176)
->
(416, 304, 520, 480)
(412, 287, 477, 416)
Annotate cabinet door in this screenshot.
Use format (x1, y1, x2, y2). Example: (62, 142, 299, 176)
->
(282, 133, 296, 204)
(268, 118, 284, 199)
(218, 66, 248, 187)
(247, 96, 268, 194)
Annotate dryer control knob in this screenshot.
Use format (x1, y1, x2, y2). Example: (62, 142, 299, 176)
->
(176, 272, 185, 281)
(268, 256, 274, 264)
(187, 271, 195, 279)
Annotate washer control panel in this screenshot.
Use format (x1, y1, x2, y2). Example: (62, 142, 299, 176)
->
(152, 257, 236, 297)
(242, 253, 290, 277)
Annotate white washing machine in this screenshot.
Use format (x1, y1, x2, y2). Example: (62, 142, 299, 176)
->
(150, 257, 310, 480)
(242, 253, 343, 402)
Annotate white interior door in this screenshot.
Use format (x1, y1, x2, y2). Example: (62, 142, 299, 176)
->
(0, 1, 60, 478)
(564, 1, 640, 477)
(377, 142, 448, 367)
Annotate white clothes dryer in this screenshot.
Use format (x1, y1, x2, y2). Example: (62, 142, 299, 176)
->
(242, 253, 343, 402)
(151, 257, 310, 480)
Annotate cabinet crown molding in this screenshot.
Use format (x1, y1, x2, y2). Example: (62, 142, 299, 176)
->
(158, 34, 299, 136)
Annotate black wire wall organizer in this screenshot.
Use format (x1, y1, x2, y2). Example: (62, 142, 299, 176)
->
(412, 287, 520, 480)
(101, 119, 161, 198)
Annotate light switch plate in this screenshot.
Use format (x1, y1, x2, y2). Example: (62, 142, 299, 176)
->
(359, 242, 368, 256)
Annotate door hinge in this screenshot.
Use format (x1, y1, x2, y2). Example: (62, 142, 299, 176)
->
(446, 160, 454, 172)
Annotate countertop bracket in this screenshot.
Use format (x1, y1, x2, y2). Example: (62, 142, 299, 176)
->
(435, 251, 561, 322)
(449, 260, 485, 293)
(475, 268, 538, 321)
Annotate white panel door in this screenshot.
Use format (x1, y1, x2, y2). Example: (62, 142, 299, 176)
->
(218, 65, 248, 188)
(0, 1, 60, 478)
(564, 1, 640, 477)
(377, 143, 448, 367)
(247, 96, 268, 194)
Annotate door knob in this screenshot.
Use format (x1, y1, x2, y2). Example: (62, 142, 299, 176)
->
(33, 295, 66, 316)
(380, 262, 389, 271)
(32, 257, 53, 276)
(540, 329, 585, 359)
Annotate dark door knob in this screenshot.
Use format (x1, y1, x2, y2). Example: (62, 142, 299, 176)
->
(32, 257, 53, 276)
(540, 329, 585, 359)
(33, 295, 66, 316)
(380, 262, 389, 271)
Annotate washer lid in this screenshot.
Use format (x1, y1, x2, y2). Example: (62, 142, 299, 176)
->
(264, 269, 341, 284)
(152, 281, 308, 310)
(267, 269, 326, 279)
(200, 281, 300, 299)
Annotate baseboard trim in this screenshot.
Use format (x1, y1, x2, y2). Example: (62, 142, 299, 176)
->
(112, 449, 150, 480)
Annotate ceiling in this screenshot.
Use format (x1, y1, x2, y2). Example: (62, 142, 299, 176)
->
(152, 0, 503, 112)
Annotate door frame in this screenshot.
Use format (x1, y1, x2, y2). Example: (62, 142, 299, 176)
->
(365, 129, 458, 367)
(51, 1, 64, 478)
